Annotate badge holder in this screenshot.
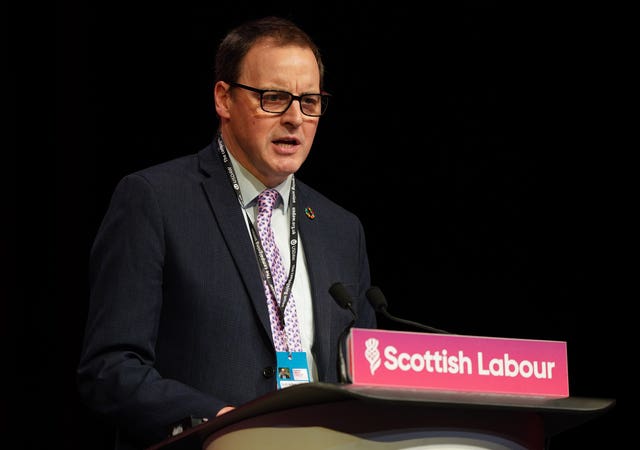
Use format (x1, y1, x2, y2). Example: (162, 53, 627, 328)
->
(276, 351, 310, 389)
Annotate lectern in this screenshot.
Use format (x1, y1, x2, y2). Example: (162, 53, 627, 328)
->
(145, 382, 615, 450)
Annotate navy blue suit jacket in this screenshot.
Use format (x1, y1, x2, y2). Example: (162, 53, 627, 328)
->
(77, 140, 377, 448)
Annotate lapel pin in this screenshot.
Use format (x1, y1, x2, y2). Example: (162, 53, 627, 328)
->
(304, 207, 316, 220)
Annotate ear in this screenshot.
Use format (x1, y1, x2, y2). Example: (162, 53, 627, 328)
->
(214, 81, 232, 119)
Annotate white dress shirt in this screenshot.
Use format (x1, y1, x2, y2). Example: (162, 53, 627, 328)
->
(225, 150, 317, 381)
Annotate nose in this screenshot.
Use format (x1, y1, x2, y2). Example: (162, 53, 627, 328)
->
(281, 99, 305, 126)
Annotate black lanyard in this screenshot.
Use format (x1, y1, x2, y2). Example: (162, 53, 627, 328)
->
(216, 133, 299, 316)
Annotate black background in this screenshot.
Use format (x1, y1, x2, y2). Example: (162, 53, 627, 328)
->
(11, 2, 620, 448)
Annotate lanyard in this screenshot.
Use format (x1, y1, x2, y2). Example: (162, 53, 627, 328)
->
(216, 133, 299, 316)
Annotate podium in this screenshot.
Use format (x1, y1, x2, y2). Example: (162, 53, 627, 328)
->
(146, 382, 615, 450)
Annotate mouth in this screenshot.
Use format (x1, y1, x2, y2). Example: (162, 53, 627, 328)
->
(273, 137, 301, 152)
(274, 136, 300, 146)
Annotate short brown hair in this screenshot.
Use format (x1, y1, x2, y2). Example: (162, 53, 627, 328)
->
(214, 16, 325, 90)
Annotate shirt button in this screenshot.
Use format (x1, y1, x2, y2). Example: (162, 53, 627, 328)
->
(262, 366, 275, 378)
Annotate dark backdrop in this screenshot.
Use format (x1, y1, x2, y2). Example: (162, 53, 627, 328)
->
(13, 2, 619, 449)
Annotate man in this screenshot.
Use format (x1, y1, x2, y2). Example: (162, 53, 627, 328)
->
(77, 16, 377, 449)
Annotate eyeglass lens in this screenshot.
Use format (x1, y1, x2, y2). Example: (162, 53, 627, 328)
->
(262, 92, 325, 116)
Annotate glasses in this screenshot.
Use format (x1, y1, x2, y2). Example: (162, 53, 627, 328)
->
(227, 82, 330, 117)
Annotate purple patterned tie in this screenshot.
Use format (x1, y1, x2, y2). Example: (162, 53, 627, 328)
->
(256, 189, 303, 352)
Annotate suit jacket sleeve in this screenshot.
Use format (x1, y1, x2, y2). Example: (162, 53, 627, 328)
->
(77, 173, 226, 447)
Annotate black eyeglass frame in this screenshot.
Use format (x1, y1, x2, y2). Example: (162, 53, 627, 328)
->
(227, 81, 331, 117)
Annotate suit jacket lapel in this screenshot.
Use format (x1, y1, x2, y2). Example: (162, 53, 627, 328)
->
(197, 143, 274, 346)
(297, 192, 337, 380)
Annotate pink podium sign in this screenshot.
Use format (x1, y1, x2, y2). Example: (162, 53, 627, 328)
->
(347, 328, 569, 397)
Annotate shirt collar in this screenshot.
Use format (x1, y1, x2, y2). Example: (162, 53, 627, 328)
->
(225, 150, 292, 212)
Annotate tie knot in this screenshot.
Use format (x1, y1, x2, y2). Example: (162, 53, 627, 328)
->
(257, 188, 279, 218)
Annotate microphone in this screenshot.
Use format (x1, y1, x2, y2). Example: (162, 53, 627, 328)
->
(366, 286, 451, 334)
(329, 282, 358, 383)
(329, 281, 357, 316)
